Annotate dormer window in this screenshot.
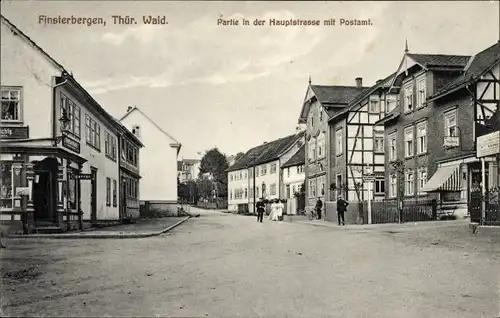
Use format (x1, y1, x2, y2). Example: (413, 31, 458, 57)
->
(131, 125, 140, 138)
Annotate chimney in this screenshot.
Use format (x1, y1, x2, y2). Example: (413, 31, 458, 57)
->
(355, 77, 363, 89)
(127, 106, 133, 112)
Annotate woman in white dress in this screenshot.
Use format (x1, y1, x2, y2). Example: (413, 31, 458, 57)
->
(276, 199, 285, 221)
(269, 200, 279, 221)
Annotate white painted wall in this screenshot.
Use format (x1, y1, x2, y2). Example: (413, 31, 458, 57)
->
(56, 87, 120, 220)
(227, 168, 249, 211)
(121, 111, 178, 202)
(0, 20, 59, 137)
(282, 164, 305, 199)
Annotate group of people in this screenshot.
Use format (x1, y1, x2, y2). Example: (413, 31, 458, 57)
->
(256, 198, 284, 222)
(256, 196, 349, 226)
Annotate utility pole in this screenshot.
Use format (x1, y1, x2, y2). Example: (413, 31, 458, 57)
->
(249, 153, 259, 214)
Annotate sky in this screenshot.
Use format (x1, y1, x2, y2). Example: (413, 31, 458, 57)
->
(1, 0, 499, 160)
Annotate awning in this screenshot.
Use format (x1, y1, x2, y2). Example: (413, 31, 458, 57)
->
(420, 165, 461, 192)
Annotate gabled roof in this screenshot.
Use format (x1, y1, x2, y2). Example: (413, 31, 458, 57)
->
(298, 84, 370, 123)
(328, 73, 396, 123)
(1, 14, 136, 140)
(1, 14, 65, 73)
(310, 85, 370, 105)
(429, 42, 500, 101)
(406, 53, 471, 69)
(227, 131, 305, 172)
(120, 106, 182, 148)
(112, 118, 144, 147)
(374, 109, 400, 127)
(281, 144, 305, 169)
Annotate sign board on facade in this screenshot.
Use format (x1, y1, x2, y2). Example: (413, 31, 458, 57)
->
(16, 187, 30, 196)
(71, 173, 93, 180)
(476, 131, 500, 158)
(62, 136, 81, 154)
(443, 136, 460, 148)
(1, 126, 29, 139)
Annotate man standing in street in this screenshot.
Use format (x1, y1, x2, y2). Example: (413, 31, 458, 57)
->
(336, 195, 349, 226)
(315, 197, 323, 220)
(256, 198, 265, 223)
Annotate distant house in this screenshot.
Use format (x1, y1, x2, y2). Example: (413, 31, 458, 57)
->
(226, 131, 305, 213)
(280, 145, 305, 200)
(177, 158, 200, 183)
(120, 106, 181, 215)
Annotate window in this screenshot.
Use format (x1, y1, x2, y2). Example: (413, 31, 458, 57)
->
(270, 163, 277, 174)
(1, 87, 22, 122)
(60, 94, 81, 138)
(124, 140, 138, 167)
(319, 109, 323, 121)
(375, 179, 385, 194)
(309, 179, 316, 197)
(317, 133, 325, 159)
(131, 125, 140, 138)
(374, 130, 384, 153)
(336, 174, 343, 197)
(404, 126, 414, 158)
(287, 168, 291, 177)
(85, 114, 101, 150)
(261, 164, 267, 176)
(369, 99, 380, 113)
(389, 173, 397, 198)
(256, 187, 260, 198)
(405, 170, 414, 196)
(270, 183, 276, 195)
(336, 128, 343, 155)
(320, 177, 325, 196)
(404, 84, 413, 112)
(386, 96, 397, 113)
(104, 131, 117, 160)
(308, 139, 316, 161)
(0, 163, 20, 209)
(417, 167, 428, 195)
(106, 177, 111, 206)
(244, 171, 247, 179)
(300, 165, 304, 173)
(244, 188, 248, 199)
(230, 174, 233, 181)
(311, 113, 314, 127)
(444, 110, 457, 137)
(388, 133, 397, 161)
(416, 121, 427, 154)
(239, 171, 242, 179)
(286, 185, 291, 198)
(416, 79, 426, 108)
(249, 188, 253, 198)
(112, 179, 117, 207)
(230, 190, 233, 200)
(255, 167, 259, 177)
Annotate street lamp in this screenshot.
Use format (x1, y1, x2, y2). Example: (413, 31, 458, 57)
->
(54, 109, 71, 144)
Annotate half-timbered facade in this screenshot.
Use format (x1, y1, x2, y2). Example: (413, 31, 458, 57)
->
(327, 73, 397, 204)
(376, 42, 499, 219)
(298, 78, 368, 211)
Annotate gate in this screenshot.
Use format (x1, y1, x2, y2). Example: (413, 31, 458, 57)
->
(469, 188, 482, 223)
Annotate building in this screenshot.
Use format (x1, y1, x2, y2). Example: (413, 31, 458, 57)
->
(226, 131, 305, 213)
(114, 120, 143, 222)
(326, 73, 398, 208)
(375, 42, 499, 220)
(0, 15, 131, 234)
(119, 106, 181, 215)
(297, 78, 369, 212)
(177, 158, 200, 183)
(280, 144, 305, 200)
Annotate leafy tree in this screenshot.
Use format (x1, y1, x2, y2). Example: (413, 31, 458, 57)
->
(199, 148, 229, 198)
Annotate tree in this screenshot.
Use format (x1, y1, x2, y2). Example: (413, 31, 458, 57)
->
(198, 148, 229, 199)
(391, 159, 405, 223)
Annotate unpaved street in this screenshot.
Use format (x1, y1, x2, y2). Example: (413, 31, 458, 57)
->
(1, 208, 499, 317)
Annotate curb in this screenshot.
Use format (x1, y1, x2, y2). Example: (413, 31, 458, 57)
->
(295, 219, 469, 230)
(8, 216, 192, 239)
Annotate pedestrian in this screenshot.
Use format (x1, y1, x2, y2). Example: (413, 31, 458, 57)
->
(336, 195, 349, 226)
(269, 199, 278, 221)
(315, 197, 323, 220)
(256, 198, 265, 223)
(276, 199, 284, 221)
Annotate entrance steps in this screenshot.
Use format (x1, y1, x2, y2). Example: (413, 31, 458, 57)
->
(35, 226, 63, 234)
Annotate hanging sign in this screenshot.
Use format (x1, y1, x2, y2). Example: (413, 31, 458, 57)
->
(477, 131, 499, 158)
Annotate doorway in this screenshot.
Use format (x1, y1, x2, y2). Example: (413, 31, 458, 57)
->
(33, 157, 59, 223)
(90, 167, 97, 224)
(469, 163, 489, 223)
